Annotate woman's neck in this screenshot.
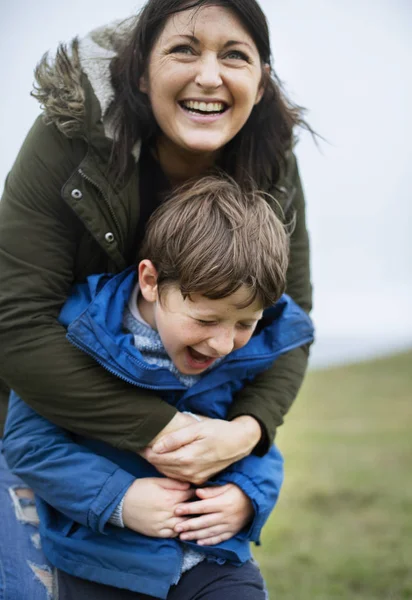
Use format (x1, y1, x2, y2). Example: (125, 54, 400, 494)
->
(155, 137, 220, 185)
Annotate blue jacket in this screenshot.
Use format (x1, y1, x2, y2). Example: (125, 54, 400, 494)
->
(4, 269, 314, 598)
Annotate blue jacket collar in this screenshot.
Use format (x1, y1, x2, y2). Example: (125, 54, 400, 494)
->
(61, 268, 314, 392)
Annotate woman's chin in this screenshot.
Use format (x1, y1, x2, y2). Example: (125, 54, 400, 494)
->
(176, 133, 229, 156)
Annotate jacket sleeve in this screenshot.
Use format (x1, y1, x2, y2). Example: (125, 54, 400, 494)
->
(227, 153, 313, 451)
(3, 391, 135, 533)
(212, 445, 284, 544)
(0, 117, 176, 450)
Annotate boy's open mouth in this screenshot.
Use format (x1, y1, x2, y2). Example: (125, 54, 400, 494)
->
(186, 346, 216, 369)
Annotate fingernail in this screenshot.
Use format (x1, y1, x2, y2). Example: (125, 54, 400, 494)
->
(175, 508, 183, 515)
(175, 526, 183, 533)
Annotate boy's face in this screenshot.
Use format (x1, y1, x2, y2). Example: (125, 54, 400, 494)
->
(138, 261, 263, 375)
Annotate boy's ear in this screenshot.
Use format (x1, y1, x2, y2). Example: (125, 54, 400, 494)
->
(138, 260, 158, 302)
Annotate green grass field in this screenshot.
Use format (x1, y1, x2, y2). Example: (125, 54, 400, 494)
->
(255, 351, 412, 600)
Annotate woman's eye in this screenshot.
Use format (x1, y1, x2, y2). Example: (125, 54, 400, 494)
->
(225, 50, 250, 62)
(170, 45, 195, 56)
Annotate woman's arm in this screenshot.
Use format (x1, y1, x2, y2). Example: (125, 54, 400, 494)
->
(0, 117, 176, 450)
(227, 153, 312, 449)
(3, 391, 135, 532)
(3, 391, 195, 535)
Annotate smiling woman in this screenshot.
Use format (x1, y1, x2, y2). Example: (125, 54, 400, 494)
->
(139, 5, 266, 167)
(0, 0, 312, 598)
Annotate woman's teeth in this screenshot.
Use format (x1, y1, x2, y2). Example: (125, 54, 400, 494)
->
(181, 100, 226, 114)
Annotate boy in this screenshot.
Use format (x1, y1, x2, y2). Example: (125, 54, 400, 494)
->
(4, 176, 313, 599)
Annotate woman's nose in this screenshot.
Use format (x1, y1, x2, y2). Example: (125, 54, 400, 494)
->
(195, 54, 223, 89)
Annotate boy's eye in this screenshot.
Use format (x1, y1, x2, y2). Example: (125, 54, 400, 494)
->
(196, 319, 215, 326)
(237, 322, 255, 330)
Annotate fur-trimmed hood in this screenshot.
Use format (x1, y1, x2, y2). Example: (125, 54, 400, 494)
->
(32, 18, 137, 140)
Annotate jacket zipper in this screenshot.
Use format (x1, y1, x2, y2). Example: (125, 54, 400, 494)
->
(78, 168, 122, 246)
(68, 334, 195, 585)
(67, 333, 184, 392)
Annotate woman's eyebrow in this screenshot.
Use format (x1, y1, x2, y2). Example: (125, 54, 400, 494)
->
(169, 34, 253, 52)
(223, 40, 254, 52)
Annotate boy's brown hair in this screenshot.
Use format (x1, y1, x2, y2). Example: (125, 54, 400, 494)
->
(139, 175, 289, 309)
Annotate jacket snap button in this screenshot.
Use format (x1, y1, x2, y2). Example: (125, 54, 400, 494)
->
(71, 189, 82, 199)
(105, 232, 115, 243)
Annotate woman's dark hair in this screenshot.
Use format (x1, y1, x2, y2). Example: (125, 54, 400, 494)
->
(109, 0, 307, 189)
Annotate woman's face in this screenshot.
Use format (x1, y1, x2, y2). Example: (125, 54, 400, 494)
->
(141, 5, 265, 159)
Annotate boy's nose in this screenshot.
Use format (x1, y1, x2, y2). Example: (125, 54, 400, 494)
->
(207, 329, 235, 357)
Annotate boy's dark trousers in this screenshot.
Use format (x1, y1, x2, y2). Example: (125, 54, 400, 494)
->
(57, 559, 268, 600)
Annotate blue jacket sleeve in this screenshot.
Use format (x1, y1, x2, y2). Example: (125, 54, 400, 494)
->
(3, 391, 135, 533)
(212, 444, 284, 543)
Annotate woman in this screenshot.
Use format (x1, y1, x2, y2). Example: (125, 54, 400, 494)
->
(0, 0, 312, 597)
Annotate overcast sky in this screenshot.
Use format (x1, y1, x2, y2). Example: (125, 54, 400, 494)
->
(1, 0, 411, 366)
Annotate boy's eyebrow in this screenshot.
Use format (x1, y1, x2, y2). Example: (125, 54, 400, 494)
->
(189, 309, 263, 320)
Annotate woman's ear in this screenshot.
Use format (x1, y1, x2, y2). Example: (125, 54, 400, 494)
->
(255, 63, 270, 105)
(139, 74, 149, 94)
(138, 260, 158, 302)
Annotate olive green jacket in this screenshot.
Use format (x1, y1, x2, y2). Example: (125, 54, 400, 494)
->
(0, 25, 312, 450)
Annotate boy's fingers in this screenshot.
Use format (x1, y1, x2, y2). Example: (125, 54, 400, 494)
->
(175, 498, 216, 516)
(158, 478, 191, 490)
(182, 489, 198, 502)
(179, 525, 228, 542)
(197, 532, 232, 546)
(195, 485, 228, 499)
(174, 513, 222, 533)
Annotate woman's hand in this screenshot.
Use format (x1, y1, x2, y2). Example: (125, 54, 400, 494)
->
(122, 478, 195, 537)
(173, 483, 254, 546)
(142, 415, 262, 484)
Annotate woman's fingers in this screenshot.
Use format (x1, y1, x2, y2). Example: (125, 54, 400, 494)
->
(151, 422, 202, 454)
(143, 448, 211, 484)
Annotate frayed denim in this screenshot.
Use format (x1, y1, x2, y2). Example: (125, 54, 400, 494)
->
(0, 441, 56, 600)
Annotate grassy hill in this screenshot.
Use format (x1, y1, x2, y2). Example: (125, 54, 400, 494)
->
(255, 351, 412, 599)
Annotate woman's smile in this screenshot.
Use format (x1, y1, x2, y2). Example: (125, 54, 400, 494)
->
(141, 5, 265, 171)
(178, 97, 230, 123)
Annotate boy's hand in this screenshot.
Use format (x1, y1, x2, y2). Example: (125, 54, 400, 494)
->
(122, 478, 195, 538)
(142, 416, 261, 484)
(173, 483, 254, 546)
